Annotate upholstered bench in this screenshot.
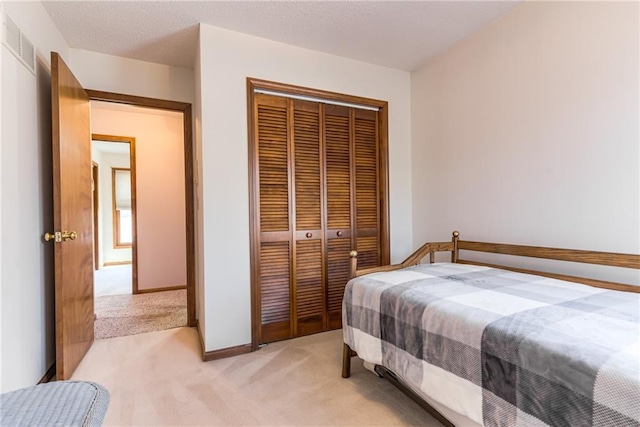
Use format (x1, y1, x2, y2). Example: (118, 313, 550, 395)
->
(0, 381, 109, 426)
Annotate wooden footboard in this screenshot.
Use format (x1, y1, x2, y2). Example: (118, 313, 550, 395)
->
(349, 230, 640, 292)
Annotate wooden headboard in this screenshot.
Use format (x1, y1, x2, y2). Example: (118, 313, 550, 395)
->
(349, 231, 640, 293)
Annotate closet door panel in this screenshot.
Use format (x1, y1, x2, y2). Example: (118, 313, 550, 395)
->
(327, 237, 352, 329)
(257, 97, 290, 232)
(292, 100, 325, 335)
(324, 105, 351, 230)
(256, 95, 292, 342)
(324, 105, 352, 329)
(260, 241, 291, 342)
(251, 84, 388, 345)
(295, 239, 324, 335)
(293, 100, 322, 230)
(354, 109, 381, 268)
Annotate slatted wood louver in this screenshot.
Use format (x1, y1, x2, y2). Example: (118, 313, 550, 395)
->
(257, 96, 292, 342)
(253, 90, 386, 344)
(293, 100, 325, 335)
(354, 110, 380, 269)
(324, 105, 354, 328)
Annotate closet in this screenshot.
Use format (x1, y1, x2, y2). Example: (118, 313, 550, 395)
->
(248, 80, 389, 345)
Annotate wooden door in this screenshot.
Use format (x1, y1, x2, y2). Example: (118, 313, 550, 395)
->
(292, 100, 325, 336)
(353, 109, 382, 270)
(51, 52, 94, 380)
(255, 94, 292, 343)
(324, 105, 354, 329)
(250, 81, 389, 345)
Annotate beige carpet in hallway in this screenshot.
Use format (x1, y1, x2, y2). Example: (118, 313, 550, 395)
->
(94, 289, 187, 339)
(71, 328, 443, 426)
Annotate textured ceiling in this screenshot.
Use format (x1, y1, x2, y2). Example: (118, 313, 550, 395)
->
(42, 1, 522, 71)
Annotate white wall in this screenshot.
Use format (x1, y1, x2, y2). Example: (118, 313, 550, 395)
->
(194, 35, 206, 333)
(0, 0, 69, 392)
(92, 103, 187, 291)
(0, 0, 4, 391)
(69, 49, 194, 105)
(411, 1, 639, 284)
(197, 24, 412, 352)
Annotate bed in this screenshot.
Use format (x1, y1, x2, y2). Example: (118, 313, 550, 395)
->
(342, 232, 640, 427)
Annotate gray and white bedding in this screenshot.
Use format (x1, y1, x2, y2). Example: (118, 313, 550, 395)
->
(343, 262, 640, 426)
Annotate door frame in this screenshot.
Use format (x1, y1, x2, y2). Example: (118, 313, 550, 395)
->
(92, 134, 138, 292)
(92, 161, 100, 270)
(87, 90, 196, 327)
(246, 78, 390, 350)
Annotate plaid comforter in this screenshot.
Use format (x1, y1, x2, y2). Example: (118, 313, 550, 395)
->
(343, 262, 640, 426)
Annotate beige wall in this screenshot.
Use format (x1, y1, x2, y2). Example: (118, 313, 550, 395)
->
(197, 24, 412, 352)
(69, 49, 194, 105)
(91, 102, 187, 291)
(1, 1, 70, 392)
(411, 1, 639, 284)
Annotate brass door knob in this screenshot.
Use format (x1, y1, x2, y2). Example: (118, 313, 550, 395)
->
(62, 231, 77, 241)
(44, 232, 58, 242)
(306, 232, 312, 238)
(43, 231, 77, 243)
(337, 231, 343, 237)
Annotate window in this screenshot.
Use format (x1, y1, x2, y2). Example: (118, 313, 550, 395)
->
(112, 167, 132, 247)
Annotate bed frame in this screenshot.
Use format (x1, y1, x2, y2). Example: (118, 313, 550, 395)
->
(342, 231, 640, 426)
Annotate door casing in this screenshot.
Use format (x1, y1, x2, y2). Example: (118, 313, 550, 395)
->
(86, 90, 197, 327)
(92, 134, 138, 293)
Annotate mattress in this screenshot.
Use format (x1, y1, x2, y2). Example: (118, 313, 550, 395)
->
(343, 262, 640, 426)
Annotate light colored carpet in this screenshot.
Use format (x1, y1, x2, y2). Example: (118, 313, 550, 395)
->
(71, 328, 443, 426)
(94, 289, 187, 339)
(94, 264, 132, 297)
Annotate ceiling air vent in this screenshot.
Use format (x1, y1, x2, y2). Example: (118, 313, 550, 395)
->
(2, 13, 36, 75)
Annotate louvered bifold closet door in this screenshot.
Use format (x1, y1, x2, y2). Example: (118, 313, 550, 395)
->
(292, 100, 325, 336)
(256, 94, 293, 343)
(354, 109, 381, 269)
(324, 105, 353, 329)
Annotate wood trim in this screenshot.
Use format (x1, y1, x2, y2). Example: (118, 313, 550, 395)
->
(87, 90, 196, 327)
(377, 104, 390, 265)
(247, 78, 388, 109)
(183, 104, 196, 327)
(38, 363, 56, 384)
(196, 319, 206, 360)
(197, 319, 252, 361)
(92, 162, 100, 270)
(203, 343, 253, 362)
(86, 90, 191, 111)
(136, 285, 187, 294)
(247, 80, 261, 351)
(92, 133, 135, 144)
(103, 260, 132, 267)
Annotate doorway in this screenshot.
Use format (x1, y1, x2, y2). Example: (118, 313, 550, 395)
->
(91, 134, 137, 297)
(89, 98, 194, 339)
(51, 52, 197, 379)
(86, 90, 196, 327)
